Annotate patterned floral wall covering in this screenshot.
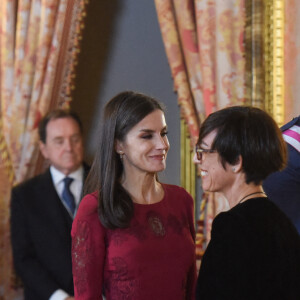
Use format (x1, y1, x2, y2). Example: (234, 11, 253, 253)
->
(284, 0, 300, 121)
(155, 0, 246, 142)
(0, 0, 88, 299)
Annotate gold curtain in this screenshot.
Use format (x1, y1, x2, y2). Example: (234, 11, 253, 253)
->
(155, 0, 246, 134)
(0, 0, 88, 299)
(155, 0, 246, 265)
(154, 0, 200, 146)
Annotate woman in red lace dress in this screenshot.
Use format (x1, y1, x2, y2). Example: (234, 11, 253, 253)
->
(71, 91, 196, 300)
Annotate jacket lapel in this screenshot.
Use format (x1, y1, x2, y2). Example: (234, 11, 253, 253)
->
(40, 169, 73, 240)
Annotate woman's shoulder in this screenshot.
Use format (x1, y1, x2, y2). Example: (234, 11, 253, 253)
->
(162, 183, 194, 205)
(162, 183, 191, 196)
(161, 183, 186, 192)
(213, 197, 292, 232)
(77, 192, 99, 217)
(231, 197, 283, 219)
(72, 192, 104, 238)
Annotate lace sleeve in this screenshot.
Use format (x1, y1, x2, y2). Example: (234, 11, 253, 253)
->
(72, 197, 105, 300)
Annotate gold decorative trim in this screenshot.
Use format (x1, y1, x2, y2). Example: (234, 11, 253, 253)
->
(180, 119, 196, 202)
(0, 119, 15, 184)
(263, 0, 285, 126)
(245, 0, 264, 108)
(52, 0, 90, 109)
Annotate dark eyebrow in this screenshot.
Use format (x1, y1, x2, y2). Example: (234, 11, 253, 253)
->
(139, 126, 167, 133)
(139, 129, 154, 133)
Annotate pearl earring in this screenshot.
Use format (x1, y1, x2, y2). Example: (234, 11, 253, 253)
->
(118, 151, 124, 160)
(232, 167, 236, 172)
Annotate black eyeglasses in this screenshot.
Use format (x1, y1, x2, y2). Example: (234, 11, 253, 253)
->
(195, 145, 217, 161)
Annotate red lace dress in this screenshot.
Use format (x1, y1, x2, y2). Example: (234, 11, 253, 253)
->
(71, 184, 196, 300)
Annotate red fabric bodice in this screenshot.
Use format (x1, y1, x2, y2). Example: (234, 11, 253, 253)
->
(72, 184, 196, 300)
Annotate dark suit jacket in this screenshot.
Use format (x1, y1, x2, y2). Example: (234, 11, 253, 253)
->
(263, 116, 300, 233)
(10, 165, 89, 300)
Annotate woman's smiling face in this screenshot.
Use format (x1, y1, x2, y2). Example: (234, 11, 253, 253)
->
(194, 130, 234, 194)
(116, 109, 170, 175)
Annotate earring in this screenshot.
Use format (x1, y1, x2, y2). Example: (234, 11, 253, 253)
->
(232, 167, 236, 172)
(118, 151, 124, 160)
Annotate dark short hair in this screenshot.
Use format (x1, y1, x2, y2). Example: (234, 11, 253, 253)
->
(85, 91, 165, 229)
(38, 109, 83, 143)
(197, 106, 287, 185)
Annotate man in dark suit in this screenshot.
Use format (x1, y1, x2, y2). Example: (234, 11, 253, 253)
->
(10, 110, 89, 300)
(263, 115, 300, 234)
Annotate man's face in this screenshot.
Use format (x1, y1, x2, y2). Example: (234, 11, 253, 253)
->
(39, 117, 84, 175)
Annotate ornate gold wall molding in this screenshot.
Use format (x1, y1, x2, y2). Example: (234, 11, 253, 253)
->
(245, 0, 285, 126)
(263, 0, 285, 126)
(245, 0, 264, 108)
(180, 119, 196, 202)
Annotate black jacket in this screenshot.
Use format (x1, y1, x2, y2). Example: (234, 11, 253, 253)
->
(10, 165, 89, 300)
(196, 197, 300, 300)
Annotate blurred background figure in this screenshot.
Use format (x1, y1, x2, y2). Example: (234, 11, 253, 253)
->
(10, 110, 89, 300)
(263, 116, 300, 234)
(194, 106, 300, 299)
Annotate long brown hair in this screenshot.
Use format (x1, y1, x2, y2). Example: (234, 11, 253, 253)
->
(85, 91, 164, 229)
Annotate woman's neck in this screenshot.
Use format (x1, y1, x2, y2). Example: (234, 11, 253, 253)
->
(121, 171, 163, 205)
(224, 181, 265, 208)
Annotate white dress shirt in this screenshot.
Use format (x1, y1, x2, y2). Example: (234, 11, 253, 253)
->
(50, 165, 84, 218)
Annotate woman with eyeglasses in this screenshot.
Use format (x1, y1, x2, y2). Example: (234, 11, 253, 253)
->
(194, 106, 300, 299)
(71, 91, 196, 300)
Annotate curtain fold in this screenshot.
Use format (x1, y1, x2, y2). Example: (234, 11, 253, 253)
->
(155, 0, 246, 140)
(0, 0, 88, 298)
(154, 0, 201, 145)
(155, 0, 246, 265)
